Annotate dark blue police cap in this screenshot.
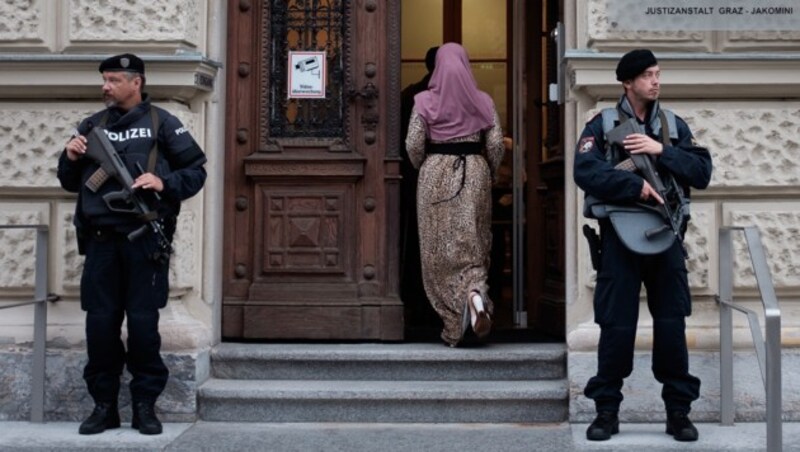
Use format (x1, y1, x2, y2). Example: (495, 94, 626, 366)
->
(616, 49, 657, 82)
(98, 53, 145, 74)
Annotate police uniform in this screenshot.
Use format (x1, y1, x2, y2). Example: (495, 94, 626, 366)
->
(57, 57, 206, 412)
(574, 94, 712, 416)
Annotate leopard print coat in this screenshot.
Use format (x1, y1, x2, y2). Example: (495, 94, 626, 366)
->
(405, 107, 504, 345)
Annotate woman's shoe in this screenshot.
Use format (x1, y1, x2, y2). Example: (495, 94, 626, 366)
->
(470, 293, 492, 338)
(473, 311, 491, 338)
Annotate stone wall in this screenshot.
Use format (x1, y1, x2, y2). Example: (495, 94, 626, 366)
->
(0, 346, 208, 422)
(0, 0, 203, 52)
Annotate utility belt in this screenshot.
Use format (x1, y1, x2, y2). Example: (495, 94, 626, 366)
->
(427, 141, 484, 205)
(81, 216, 176, 265)
(85, 225, 136, 241)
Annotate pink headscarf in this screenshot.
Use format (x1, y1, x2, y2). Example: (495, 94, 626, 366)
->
(413, 43, 495, 141)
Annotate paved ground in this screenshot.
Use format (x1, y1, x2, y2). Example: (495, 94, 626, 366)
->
(0, 421, 797, 451)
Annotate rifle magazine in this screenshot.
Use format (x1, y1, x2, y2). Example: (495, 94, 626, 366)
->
(85, 168, 109, 192)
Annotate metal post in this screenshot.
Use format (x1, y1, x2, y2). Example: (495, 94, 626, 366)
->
(511, 0, 526, 327)
(718, 227, 734, 426)
(744, 227, 782, 452)
(31, 227, 48, 423)
(765, 311, 782, 452)
(766, 315, 783, 452)
(0, 225, 52, 423)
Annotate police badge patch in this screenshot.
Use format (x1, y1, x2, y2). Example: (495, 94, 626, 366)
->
(121, 57, 130, 68)
(577, 136, 595, 153)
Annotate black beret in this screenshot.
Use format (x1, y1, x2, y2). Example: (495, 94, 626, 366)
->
(616, 49, 657, 82)
(98, 53, 145, 74)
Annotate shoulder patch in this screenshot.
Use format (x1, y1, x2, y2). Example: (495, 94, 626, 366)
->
(577, 136, 595, 154)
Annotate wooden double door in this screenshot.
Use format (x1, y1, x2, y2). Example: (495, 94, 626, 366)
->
(222, 0, 565, 341)
(222, 0, 403, 340)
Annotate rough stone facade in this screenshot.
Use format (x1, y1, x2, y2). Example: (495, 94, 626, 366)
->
(0, 345, 208, 422)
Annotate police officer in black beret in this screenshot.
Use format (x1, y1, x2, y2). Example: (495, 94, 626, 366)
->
(58, 53, 207, 435)
(574, 49, 712, 442)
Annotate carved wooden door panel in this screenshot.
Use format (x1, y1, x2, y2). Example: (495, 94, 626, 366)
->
(222, 0, 402, 340)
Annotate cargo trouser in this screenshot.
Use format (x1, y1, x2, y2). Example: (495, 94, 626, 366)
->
(80, 227, 169, 404)
(583, 221, 701, 414)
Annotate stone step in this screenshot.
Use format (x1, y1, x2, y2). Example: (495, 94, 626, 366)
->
(198, 379, 568, 423)
(211, 342, 566, 381)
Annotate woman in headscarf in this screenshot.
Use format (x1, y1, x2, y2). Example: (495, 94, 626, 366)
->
(405, 42, 504, 347)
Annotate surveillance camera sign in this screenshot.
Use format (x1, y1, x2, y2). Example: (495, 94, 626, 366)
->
(288, 51, 326, 99)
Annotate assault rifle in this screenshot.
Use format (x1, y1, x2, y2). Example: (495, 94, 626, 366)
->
(606, 118, 689, 243)
(83, 127, 173, 262)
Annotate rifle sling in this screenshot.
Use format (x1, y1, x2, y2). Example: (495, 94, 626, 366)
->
(147, 107, 159, 174)
(615, 106, 671, 148)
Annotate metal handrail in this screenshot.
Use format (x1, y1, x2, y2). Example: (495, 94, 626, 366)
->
(0, 225, 56, 423)
(717, 226, 782, 452)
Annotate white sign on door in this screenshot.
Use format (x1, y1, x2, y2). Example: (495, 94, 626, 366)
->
(288, 51, 326, 99)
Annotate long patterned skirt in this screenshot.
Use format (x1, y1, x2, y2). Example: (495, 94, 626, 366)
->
(416, 153, 494, 345)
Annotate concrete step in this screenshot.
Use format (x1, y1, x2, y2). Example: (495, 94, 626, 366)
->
(172, 422, 574, 452)
(198, 379, 568, 423)
(211, 342, 566, 380)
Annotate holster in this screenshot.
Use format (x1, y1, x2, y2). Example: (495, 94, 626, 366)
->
(76, 227, 87, 256)
(582, 224, 602, 271)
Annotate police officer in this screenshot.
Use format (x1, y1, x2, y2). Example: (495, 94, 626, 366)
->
(57, 53, 206, 435)
(574, 49, 712, 442)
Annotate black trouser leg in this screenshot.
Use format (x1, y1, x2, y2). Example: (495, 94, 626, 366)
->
(652, 316, 700, 412)
(645, 242, 701, 413)
(122, 239, 169, 403)
(584, 324, 637, 412)
(584, 226, 642, 412)
(126, 311, 168, 402)
(81, 236, 125, 403)
(84, 311, 125, 403)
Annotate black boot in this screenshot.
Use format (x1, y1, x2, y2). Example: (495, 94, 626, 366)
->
(586, 410, 619, 441)
(131, 401, 162, 435)
(78, 401, 120, 435)
(666, 411, 698, 441)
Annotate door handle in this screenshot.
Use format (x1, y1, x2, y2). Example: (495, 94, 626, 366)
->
(348, 82, 379, 101)
(348, 82, 380, 143)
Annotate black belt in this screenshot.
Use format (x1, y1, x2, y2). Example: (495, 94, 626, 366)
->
(86, 225, 135, 241)
(427, 142, 483, 205)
